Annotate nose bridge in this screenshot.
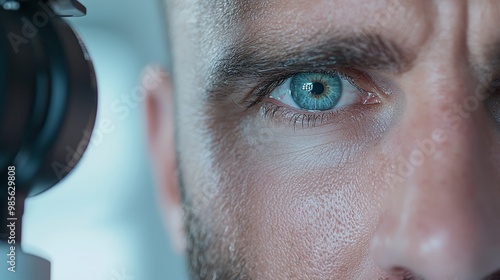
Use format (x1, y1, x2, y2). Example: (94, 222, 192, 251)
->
(402, 93, 489, 197)
(371, 56, 500, 278)
(397, 54, 489, 195)
(393, 71, 489, 230)
(396, 93, 493, 257)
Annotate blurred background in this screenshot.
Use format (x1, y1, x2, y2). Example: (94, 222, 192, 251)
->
(21, 0, 188, 279)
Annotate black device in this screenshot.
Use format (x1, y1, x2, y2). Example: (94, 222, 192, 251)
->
(0, 0, 97, 279)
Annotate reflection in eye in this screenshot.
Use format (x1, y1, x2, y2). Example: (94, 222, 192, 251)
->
(290, 73, 342, 110)
(269, 72, 370, 112)
(244, 69, 383, 128)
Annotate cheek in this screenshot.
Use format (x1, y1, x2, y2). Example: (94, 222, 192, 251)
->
(206, 96, 395, 277)
(228, 162, 382, 279)
(214, 130, 386, 278)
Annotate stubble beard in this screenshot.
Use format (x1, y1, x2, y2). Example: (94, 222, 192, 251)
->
(181, 180, 249, 280)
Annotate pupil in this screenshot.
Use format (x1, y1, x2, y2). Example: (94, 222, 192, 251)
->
(310, 82, 325, 95)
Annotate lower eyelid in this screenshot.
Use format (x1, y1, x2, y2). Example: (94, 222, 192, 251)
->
(260, 98, 365, 129)
(260, 101, 335, 128)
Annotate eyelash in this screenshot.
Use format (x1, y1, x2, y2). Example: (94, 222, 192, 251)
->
(259, 102, 350, 128)
(243, 69, 380, 128)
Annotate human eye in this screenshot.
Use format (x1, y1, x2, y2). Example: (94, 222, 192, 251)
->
(246, 70, 384, 128)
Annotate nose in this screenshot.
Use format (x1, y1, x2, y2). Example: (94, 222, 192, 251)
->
(370, 73, 500, 278)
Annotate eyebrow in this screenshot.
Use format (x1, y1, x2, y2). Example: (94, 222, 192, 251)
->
(206, 33, 415, 102)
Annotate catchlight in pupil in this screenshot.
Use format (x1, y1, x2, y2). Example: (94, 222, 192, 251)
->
(310, 82, 325, 95)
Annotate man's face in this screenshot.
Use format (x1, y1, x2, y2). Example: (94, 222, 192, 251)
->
(150, 0, 500, 279)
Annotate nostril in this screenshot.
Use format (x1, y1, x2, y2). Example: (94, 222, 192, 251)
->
(391, 267, 409, 275)
(385, 267, 425, 280)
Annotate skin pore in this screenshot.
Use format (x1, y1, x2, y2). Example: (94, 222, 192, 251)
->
(147, 0, 500, 279)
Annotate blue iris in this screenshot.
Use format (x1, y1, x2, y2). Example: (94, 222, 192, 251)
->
(290, 73, 342, 111)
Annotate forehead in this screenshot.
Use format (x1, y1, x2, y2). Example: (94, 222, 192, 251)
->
(172, 0, 430, 39)
(166, 0, 500, 87)
(168, 0, 500, 45)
